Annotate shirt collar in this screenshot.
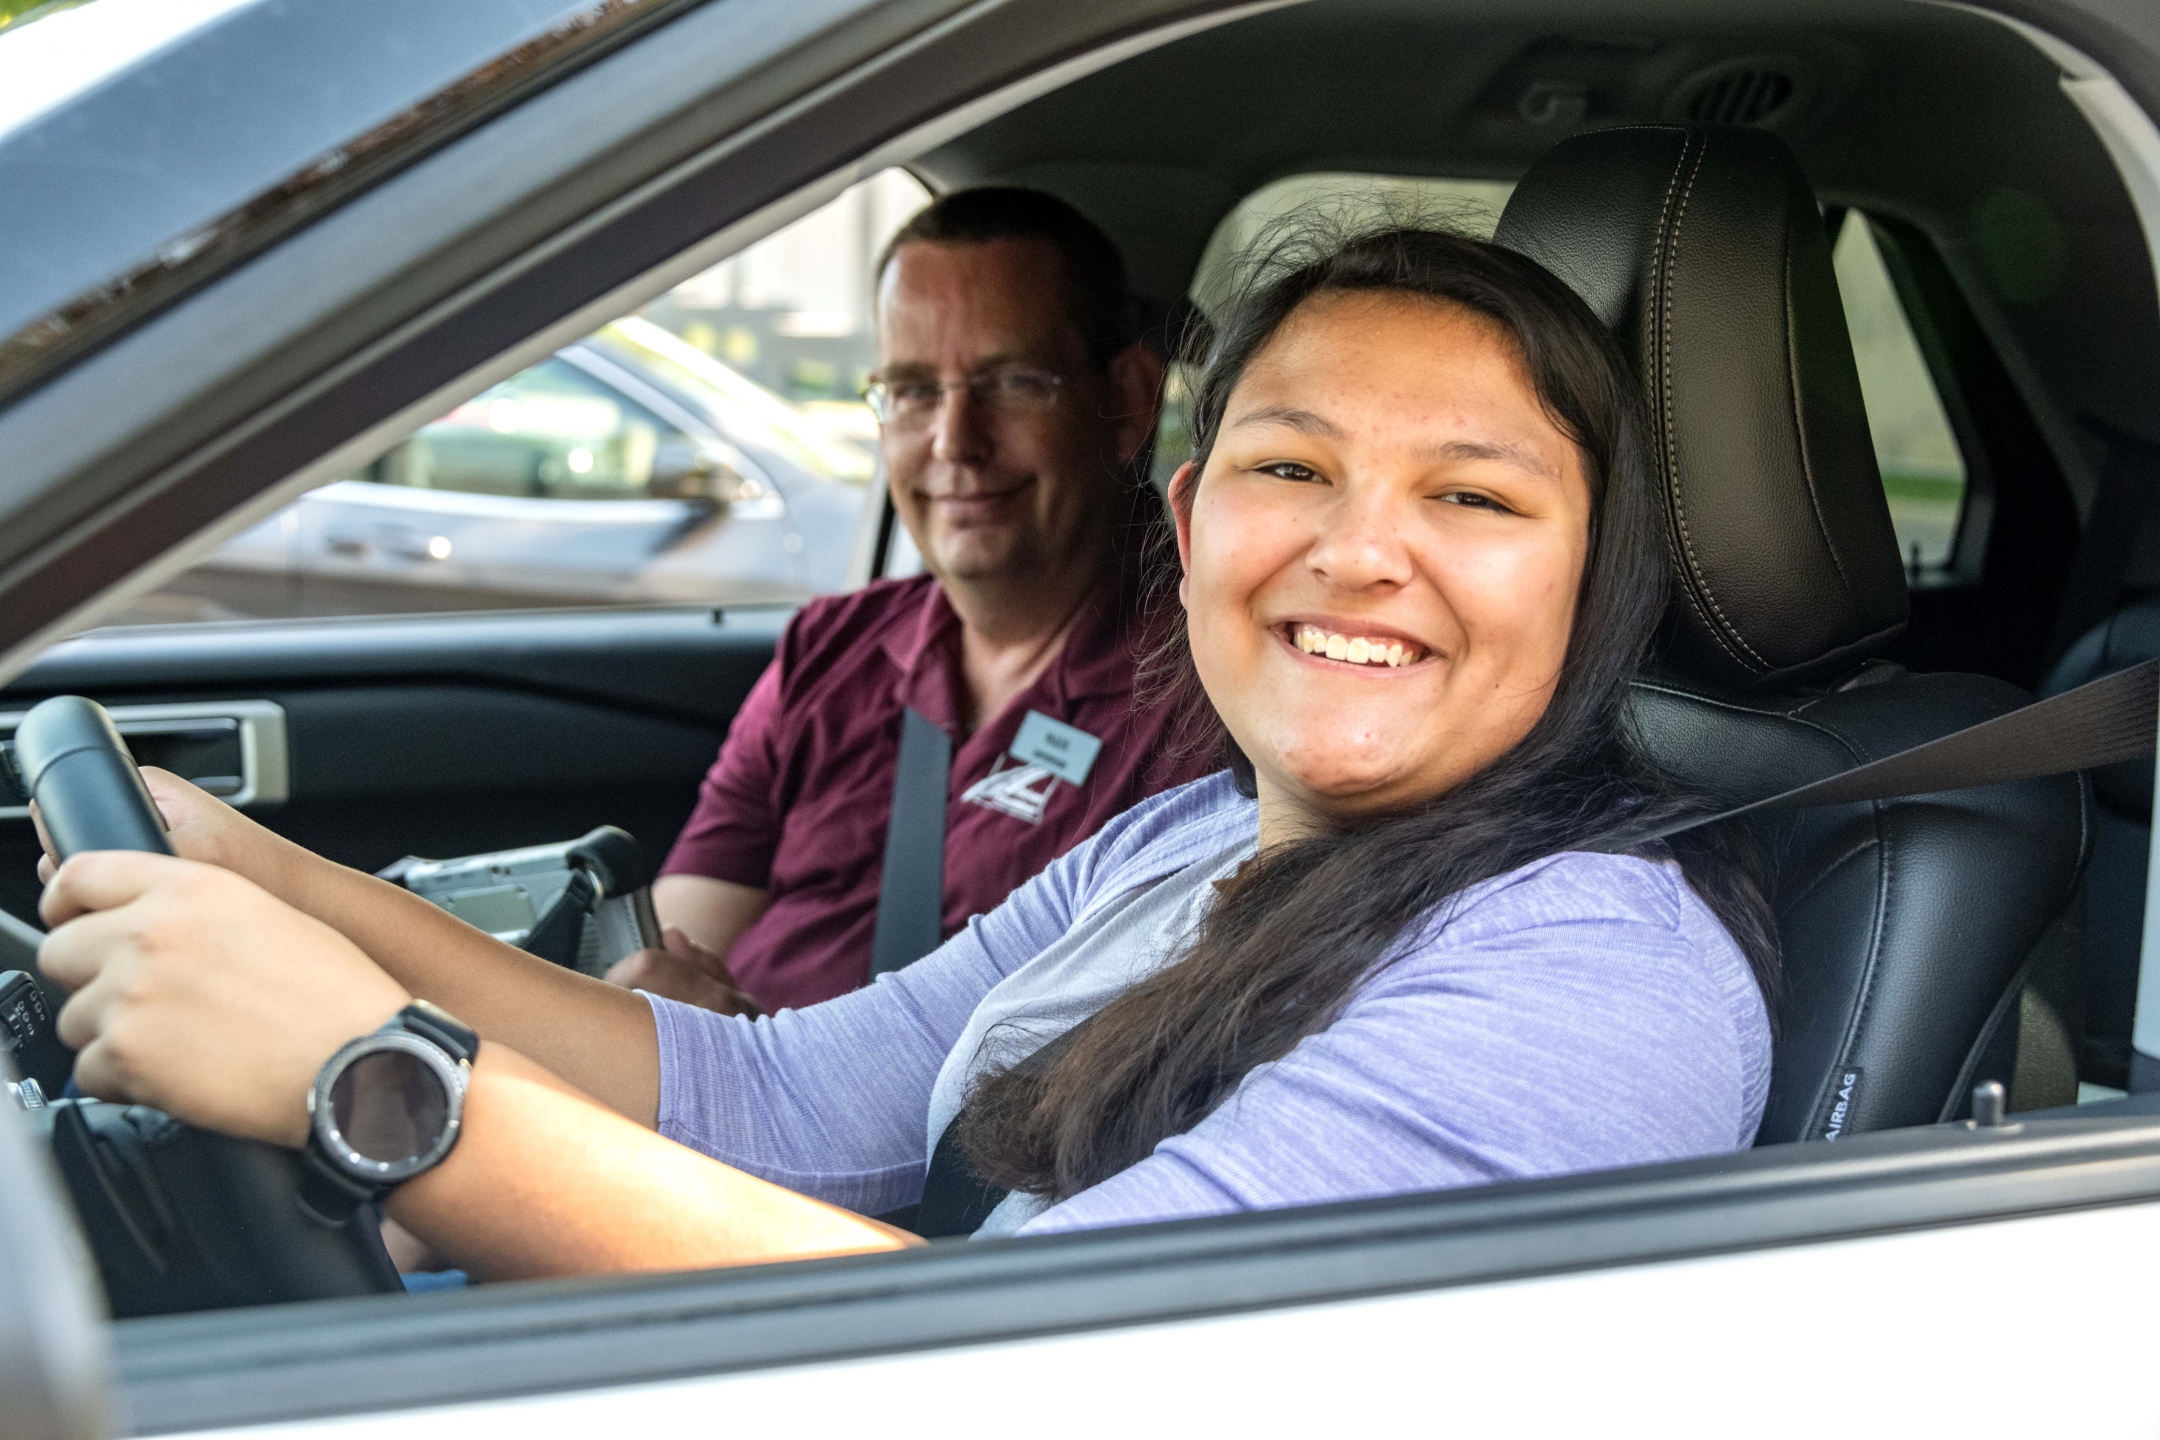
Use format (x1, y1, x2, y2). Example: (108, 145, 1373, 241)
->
(878, 574, 1145, 727)
(880, 579, 966, 732)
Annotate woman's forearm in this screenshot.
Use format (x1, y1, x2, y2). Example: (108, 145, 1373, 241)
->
(277, 854, 663, 1124)
(73, 773, 661, 1121)
(388, 1044, 917, 1279)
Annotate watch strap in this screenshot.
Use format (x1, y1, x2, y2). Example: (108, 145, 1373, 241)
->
(297, 1141, 380, 1226)
(397, 1000, 479, 1065)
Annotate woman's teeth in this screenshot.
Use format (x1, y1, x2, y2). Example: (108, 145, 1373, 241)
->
(1293, 624, 1423, 667)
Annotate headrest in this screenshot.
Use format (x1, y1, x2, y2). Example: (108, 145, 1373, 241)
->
(1495, 125, 1909, 689)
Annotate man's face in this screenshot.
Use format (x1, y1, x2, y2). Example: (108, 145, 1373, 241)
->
(874, 238, 1146, 587)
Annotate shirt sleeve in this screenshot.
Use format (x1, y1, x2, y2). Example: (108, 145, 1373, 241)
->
(1013, 858, 1765, 1238)
(659, 654, 788, 889)
(646, 817, 1105, 1217)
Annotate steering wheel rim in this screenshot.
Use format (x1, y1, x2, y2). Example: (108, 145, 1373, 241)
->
(14, 694, 174, 861)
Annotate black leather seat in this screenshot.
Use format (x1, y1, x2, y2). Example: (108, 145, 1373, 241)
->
(1496, 125, 2090, 1141)
(2045, 595, 2160, 1088)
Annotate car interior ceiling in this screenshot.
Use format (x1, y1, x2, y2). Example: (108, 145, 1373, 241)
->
(7, 0, 2160, 1337)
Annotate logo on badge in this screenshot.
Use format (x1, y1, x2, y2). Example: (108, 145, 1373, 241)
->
(961, 760, 1061, 823)
(961, 711, 1101, 824)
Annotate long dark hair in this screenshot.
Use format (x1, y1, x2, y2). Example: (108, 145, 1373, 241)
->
(961, 225, 1780, 1204)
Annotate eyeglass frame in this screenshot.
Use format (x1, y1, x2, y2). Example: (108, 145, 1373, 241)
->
(860, 365, 1069, 428)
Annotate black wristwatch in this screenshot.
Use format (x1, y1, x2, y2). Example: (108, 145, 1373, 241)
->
(297, 1000, 478, 1226)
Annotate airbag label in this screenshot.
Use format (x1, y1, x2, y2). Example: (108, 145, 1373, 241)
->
(1819, 1067, 1864, 1140)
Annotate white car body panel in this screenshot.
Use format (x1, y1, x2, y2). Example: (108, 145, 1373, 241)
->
(175, 1197, 2160, 1439)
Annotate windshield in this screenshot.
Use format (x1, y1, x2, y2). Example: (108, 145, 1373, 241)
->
(0, 0, 691, 408)
(0, 0, 260, 140)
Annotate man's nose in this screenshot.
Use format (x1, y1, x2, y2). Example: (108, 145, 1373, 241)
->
(928, 385, 993, 466)
(1307, 488, 1415, 590)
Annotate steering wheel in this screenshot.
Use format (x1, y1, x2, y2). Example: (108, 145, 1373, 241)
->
(17, 696, 402, 1316)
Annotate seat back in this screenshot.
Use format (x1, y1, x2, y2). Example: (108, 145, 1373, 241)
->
(1497, 126, 2089, 1139)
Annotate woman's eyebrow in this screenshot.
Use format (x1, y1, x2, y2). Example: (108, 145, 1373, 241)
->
(1227, 405, 1343, 437)
(1423, 436, 1559, 478)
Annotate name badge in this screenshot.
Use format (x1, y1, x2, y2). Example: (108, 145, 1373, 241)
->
(1010, 710, 1102, 786)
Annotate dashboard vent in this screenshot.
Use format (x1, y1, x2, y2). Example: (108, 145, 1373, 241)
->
(1676, 62, 1800, 127)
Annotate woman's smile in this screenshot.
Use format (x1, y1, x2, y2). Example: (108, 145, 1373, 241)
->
(1276, 618, 1435, 669)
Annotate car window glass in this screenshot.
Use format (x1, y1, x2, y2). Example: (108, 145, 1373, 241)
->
(93, 168, 927, 629)
(0, 0, 257, 139)
(379, 358, 684, 502)
(0, 0, 674, 406)
(1832, 209, 1970, 574)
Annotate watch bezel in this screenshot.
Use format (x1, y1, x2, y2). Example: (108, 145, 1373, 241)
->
(307, 1029, 468, 1186)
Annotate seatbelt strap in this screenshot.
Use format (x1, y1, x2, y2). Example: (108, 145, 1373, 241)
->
(871, 708, 952, 976)
(1630, 658, 2159, 848)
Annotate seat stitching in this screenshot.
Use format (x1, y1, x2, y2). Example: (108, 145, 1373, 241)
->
(1777, 833, 1880, 911)
(1639, 145, 1722, 661)
(1658, 133, 1771, 674)
(1833, 803, 1894, 1128)
(1782, 223, 1855, 598)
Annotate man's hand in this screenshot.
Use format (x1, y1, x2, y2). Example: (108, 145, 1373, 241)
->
(38, 851, 412, 1147)
(606, 926, 762, 1018)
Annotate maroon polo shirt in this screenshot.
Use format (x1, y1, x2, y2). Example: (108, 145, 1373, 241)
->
(660, 574, 1214, 1012)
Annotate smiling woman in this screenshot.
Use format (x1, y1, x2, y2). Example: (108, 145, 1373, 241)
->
(954, 225, 1782, 1212)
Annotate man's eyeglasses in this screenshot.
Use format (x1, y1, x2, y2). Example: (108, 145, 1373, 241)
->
(862, 367, 1066, 428)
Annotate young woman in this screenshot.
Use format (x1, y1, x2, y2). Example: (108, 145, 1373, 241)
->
(35, 227, 1777, 1276)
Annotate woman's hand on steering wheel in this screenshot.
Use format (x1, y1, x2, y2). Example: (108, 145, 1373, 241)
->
(35, 767, 313, 900)
(37, 850, 410, 1148)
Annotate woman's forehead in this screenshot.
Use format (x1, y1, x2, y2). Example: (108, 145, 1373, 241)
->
(1224, 292, 1563, 454)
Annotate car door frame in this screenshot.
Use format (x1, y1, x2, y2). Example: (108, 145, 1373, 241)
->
(8, 0, 2160, 1432)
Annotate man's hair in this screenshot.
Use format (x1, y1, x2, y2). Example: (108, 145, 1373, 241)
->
(876, 187, 1138, 367)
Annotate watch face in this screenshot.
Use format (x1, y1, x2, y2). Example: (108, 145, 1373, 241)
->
(329, 1047, 451, 1166)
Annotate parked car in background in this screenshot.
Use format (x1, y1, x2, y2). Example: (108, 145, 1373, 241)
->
(117, 317, 875, 625)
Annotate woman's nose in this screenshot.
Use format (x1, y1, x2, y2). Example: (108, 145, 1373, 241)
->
(1306, 490, 1415, 591)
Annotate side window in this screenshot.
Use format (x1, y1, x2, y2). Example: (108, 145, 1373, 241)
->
(1830, 209, 1971, 576)
(96, 169, 927, 628)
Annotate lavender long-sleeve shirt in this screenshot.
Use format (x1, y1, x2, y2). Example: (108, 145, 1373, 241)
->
(648, 772, 1772, 1239)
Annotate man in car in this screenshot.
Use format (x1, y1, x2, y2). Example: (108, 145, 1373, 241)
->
(607, 187, 1213, 1015)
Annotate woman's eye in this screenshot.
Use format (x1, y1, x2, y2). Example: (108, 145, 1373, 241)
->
(1257, 461, 1320, 482)
(1440, 491, 1513, 513)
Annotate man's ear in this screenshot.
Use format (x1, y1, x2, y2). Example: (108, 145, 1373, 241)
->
(1105, 342, 1168, 468)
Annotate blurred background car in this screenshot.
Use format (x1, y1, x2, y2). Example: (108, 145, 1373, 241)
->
(107, 317, 880, 625)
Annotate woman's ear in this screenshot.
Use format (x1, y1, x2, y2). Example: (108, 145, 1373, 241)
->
(1168, 460, 1199, 603)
